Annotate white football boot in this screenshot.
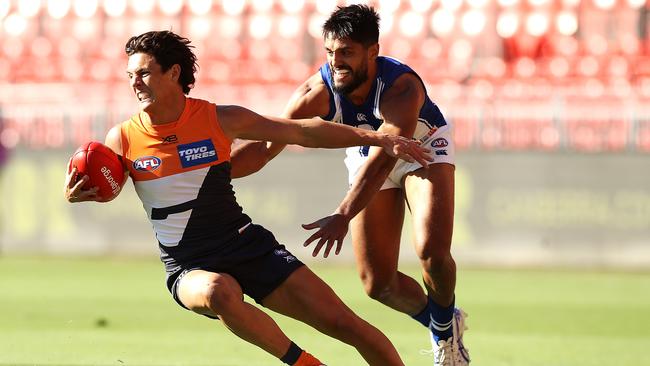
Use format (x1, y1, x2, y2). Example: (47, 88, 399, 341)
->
(423, 308, 470, 365)
(427, 337, 455, 366)
(451, 308, 471, 365)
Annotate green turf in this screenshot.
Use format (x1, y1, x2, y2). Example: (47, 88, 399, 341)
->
(1, 256, 649, 366)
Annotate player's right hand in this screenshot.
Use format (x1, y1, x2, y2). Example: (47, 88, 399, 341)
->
(302, 213, 351, 258)
(64, 166, 100, 203)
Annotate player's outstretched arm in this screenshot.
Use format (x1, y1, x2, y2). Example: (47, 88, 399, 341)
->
(303, 74, 427, 257)
(230, 73, 330, 178)
(219, 105, 431, 166)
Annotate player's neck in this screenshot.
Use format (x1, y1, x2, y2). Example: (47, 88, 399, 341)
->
(146, 94, 186, 125)
(345, 64, 377, 106)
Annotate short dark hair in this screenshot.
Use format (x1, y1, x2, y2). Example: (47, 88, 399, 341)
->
(125, 31, 198, 94)
(322, 4, 380, 47)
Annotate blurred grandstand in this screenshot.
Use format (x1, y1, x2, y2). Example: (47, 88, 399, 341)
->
(0, 0, 648, 268)
(1, 0, 649, 150)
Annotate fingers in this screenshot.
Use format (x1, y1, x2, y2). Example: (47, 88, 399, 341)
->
(322, 236, 337, 258)
(302, 214, 349, 257)
(412, 141, 434, 166)
(303, 229, 321, 247)
(393, 142, 417, 163)
(395, 147, 415, 162)
(65, 174, 100, 203)
(303, 228, 329, 257)
(64, 167, 77, 198)
(71, 175, 90, 192)
(314, 237, 328, 257)
(313, 235, 340, 258)
(395, 139, 434, 168)
(303, 231, 327, 257)
(78, 190, 100, 202)
(301, 221, 319, 230)
(65, 167, 77, 187)
(303, 226, 343, 258)
(66, 187, 99, 203)
(412, 148, 432, 168)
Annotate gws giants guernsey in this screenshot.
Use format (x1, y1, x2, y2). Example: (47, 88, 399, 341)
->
(120, 98, 252, 271)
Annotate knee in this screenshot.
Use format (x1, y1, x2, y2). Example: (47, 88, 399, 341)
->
(204, 275, 242, 315)
(421, 253, 448, 271)
(417, 240, 453, 273)
(419, 250, 455, 276)
(182, 273, 242, 316)
(359, 271, 394, 301)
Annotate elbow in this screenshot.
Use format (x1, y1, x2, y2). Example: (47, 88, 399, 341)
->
(259, 143, 277, 162)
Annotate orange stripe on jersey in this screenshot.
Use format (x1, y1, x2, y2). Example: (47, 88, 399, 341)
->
(120, 98, 232, 181)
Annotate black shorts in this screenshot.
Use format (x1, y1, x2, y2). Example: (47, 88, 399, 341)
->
(165, 224, 304, 315)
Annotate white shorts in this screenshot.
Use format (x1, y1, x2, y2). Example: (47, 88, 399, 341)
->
(344, 124, 455, 190)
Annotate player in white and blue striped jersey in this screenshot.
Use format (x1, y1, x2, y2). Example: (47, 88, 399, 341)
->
(232, 5, 470, 365)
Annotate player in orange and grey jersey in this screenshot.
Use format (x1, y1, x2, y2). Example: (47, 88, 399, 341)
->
(63, 31, 432, 366)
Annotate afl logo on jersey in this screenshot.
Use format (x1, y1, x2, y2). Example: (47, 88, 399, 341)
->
(357, 113, 367, 122)
(133, 156, 162, 171)
(431, 138, 448, 148)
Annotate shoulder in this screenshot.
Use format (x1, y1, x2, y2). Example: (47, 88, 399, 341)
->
(300, 72, 329, 98)
(216, 104, 251, 122)
(105, 123, 124, 154)
(378, 72, 426, 124)
(382, 72, 425, 105)
(283, 72, 331, 119)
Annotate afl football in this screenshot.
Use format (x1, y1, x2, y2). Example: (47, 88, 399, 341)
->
(68, 141, 126, 202)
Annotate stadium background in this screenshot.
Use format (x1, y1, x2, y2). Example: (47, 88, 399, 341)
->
(1, 0, 649, 268)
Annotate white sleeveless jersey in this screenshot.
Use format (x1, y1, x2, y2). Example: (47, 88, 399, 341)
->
(319, 56, 455, 188)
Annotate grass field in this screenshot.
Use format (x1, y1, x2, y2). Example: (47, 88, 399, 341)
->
(1, 256, 649, 366)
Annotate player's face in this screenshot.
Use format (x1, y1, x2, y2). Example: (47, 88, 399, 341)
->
(126, 53, 177, 111)
(324, 36, 374, 95)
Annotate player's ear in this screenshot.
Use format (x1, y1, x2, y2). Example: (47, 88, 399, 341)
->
(169, 64, 181, 82)
(368, 43, 379, 60)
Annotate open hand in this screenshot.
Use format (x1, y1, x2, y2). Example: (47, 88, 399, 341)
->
(302, 213, 351, 258)
(381, 135, 432, 168)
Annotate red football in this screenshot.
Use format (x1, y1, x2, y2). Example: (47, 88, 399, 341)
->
(68, 141, 126, 202)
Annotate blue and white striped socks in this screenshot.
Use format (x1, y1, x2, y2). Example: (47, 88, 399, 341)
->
(411, 296, 455, 342)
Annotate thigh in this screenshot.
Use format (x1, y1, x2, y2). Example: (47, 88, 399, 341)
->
(403, 163, 455, 258)
(261, 266, 354, 326)
(176, 269, 243, 318)
(228, 244, 304, 305)
(350, 188, 405, 281)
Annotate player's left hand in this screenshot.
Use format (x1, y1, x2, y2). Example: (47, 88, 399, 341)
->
(302, 213, 350, 258)
(381, 135, 432, 168)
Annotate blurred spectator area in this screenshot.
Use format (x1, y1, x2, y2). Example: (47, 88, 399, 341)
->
(1, 0, 650, 152)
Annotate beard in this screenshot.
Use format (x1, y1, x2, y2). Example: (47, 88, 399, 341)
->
(330, 62, 369, 95)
